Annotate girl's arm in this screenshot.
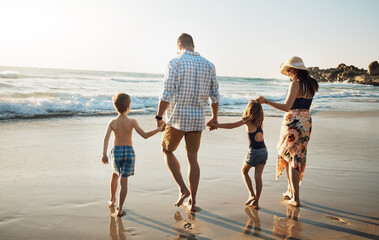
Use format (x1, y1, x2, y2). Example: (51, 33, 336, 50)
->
(102, 121, 113, 164)
(216, 120, 245, 129)
(257, 81, 299, 112)
(133, 119, 165, 139)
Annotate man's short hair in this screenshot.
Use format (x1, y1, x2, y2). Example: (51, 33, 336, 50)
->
(113, 93, 131, 114)
(177, 33, 194, 48)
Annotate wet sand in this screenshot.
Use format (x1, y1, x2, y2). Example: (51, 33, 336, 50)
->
(0, 113, 378, 239)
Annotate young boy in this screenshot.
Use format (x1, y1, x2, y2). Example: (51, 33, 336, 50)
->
(102, 93, 165, 217)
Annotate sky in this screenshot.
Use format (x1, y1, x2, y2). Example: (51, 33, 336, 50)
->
(0, 0, 378, 78)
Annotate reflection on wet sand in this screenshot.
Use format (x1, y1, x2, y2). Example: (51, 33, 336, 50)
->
(242, 207, 261, 237)
(273, 204, 303, 239)
(109, 206, 127, 240)
(173, 209, 198, 240)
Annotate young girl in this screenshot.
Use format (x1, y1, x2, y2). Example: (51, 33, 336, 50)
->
(215, 100, 267, 209)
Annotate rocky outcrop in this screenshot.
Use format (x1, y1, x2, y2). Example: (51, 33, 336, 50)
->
(308, 62, 379, 86)
(368, 61, 379, 76)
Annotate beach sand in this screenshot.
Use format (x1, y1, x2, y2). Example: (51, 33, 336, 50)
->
(0, 113, 378, 239)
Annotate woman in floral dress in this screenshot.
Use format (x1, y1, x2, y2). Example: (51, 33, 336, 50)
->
(257, 56, 319, 207)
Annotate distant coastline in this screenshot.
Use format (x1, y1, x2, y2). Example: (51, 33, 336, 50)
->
(309, 61, 379, 86)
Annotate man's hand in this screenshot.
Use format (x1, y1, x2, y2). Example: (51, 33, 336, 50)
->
(206, 117, 218, 131)
(158, 121, 166, 131)
(156, 119, 165, 128)
(102, 155, 109, 164)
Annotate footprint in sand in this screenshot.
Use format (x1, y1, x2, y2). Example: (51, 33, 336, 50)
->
(327, 216, 351, 225)
(184, 222, 193, 230)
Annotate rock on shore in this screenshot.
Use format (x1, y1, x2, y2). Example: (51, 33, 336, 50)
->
(308, 61, 379, 86)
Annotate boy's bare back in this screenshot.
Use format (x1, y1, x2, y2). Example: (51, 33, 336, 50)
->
(110, 115, 135, 146)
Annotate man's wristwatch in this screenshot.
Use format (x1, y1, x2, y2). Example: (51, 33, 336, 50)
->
(155, 115, 163, 120)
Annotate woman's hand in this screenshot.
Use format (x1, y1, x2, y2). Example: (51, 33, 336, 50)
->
(257, 96, 267, 104)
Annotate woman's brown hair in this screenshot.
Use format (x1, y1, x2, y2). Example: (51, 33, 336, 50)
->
(293, 69, 319, 97)
(242, 100, 264, 127)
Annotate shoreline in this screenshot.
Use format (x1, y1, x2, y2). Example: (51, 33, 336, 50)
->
(1, 109, 379, 123)
(0, 113, 378, 239)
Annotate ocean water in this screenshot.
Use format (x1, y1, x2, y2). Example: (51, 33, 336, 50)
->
(0, 66, 378, 120)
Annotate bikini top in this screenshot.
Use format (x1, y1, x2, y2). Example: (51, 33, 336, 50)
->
(291, 97, 313, 110)
(248, 126, 266, 149)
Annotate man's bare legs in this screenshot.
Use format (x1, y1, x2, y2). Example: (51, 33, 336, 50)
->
(117, 177, 128, 217)
(185, 151, 200, 212)
(241, 163, 255, 205)
(163, 150, 190, 207)
(251, 164, 265, 209)
(287, 167, 300, 207)
(109, 173, 119, 207)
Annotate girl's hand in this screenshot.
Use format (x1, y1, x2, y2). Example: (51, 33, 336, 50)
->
(102, 155, 109, 164)
(257, 96, 267, 104)
(158, 121, 166, 131)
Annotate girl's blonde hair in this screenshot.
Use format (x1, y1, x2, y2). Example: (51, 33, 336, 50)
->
(242, 100, 264, 127)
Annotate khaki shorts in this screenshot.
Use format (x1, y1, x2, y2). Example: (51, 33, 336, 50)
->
(162, 126, 202, 153)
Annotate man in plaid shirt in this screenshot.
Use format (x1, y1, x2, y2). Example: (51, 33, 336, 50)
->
(156, 33, 220, 212)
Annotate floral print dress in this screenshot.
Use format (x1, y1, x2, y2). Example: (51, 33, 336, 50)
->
(276, 109, 312, 183)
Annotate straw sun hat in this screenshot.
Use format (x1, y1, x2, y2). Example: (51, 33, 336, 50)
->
(280, 56, 309, 76)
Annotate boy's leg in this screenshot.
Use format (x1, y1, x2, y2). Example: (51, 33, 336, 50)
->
(251, 164, 265, 209)
(241, 162, 255, 205)
(117, 176, 128, 216)
(110, 173, 119, 206)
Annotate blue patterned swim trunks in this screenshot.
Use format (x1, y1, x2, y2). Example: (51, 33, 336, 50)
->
(110, 146, 135, 177)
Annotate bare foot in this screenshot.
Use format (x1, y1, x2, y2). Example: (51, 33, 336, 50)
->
(108, 205, 116, 214)
(282, 190, 292, 200)
(174, 190, 190, 207)
(108, 200, 115, 207)
(286, 199, 300, 207)
(245, 196, 255, 206)
(250, 199, 260, 209)
(117, 209, 126, 217)
(184, 198, 196, 212)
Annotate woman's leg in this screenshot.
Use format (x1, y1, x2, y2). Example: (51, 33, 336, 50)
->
(283, 162, 292, 199)
(287, 166, 300, 207)
(241, 162, 255, 205)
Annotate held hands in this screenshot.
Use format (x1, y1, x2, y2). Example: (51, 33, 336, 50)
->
(156, 119, 166, 131)
(206, 117, 218, 131)
(256, 96, 267, 104)
(158, 121, 166, 131)
(102, 155, 109, 164)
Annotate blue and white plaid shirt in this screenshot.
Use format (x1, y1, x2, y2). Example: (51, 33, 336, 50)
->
(160, 51, 220, 132)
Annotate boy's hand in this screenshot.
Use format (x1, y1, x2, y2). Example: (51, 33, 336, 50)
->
(206, 118, 218, 131)
(207, 122, 217, 131)
(102, 155, 109, 164)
